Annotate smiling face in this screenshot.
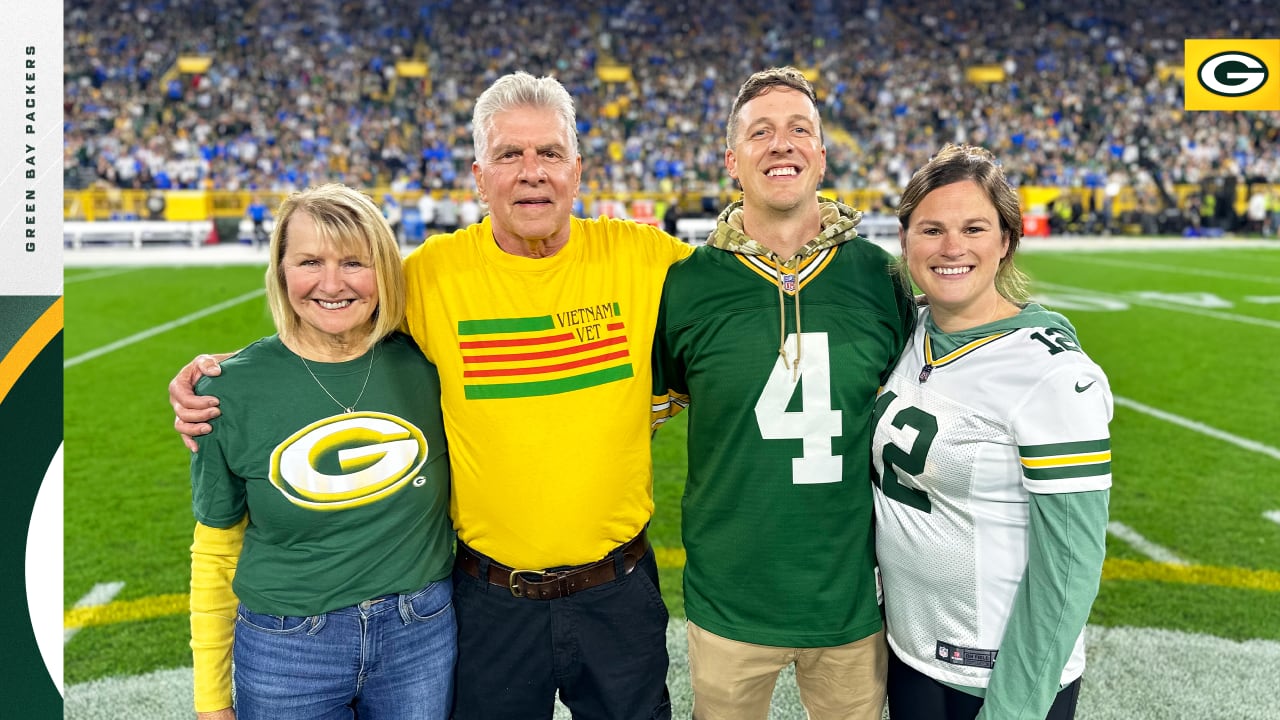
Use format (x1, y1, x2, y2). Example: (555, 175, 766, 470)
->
(901, 179, 1014, 332)
(282, 211, 379, 356)
(725, 86, 826, 215)
(472, 106, 582, 254)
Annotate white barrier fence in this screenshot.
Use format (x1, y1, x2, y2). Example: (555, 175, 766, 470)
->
(676, 213, 898, 246)
(64, 221, 214, 250)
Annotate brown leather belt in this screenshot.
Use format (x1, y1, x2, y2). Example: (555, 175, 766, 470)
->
(455, 531, 649, 600)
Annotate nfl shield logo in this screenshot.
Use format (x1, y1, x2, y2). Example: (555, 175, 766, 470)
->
(781, 274, 797, 293)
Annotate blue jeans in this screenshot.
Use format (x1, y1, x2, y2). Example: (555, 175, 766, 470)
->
(451, 541, 671, 720)
(233, 579, 456, 720)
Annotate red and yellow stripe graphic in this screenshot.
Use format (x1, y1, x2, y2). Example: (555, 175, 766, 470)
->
(459, 304, 633, 399)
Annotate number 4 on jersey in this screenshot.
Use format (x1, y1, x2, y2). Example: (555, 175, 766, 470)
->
(753, 332, 843, 484)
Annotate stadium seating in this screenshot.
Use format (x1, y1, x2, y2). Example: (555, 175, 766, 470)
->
(63, 0, 1280, 236)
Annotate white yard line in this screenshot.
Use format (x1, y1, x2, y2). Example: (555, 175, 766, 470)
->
(1106, 521, 1188, 565)
(63, 268, 143, 284)
(1108, 394, 1277, 562)
(1045, 255, 1280, 285)
(1032, 283, 1280, 461)
(1115, 396, 1280, 463)
(1036, 282, 1280, 331)
(63, 289, 264, 369)
(1105, 393, 1280, 565)
(64, 582, 125, 644)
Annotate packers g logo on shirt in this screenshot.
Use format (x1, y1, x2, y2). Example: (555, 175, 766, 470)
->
(270, 412, 429, 510)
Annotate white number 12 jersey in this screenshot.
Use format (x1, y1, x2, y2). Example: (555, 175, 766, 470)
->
(871, 311, 1112, 689)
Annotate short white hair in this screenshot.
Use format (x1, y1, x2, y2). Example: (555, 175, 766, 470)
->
(472, 71, 579, 163)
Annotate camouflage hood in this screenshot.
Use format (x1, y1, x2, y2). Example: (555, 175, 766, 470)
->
(704, 197, 866, 377)
(705, 197, 864, 259)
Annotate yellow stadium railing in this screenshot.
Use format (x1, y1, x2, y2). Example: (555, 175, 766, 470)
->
(63, 185, 1275, 223)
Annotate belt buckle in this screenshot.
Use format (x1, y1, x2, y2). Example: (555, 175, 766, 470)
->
(508, 569, 543, 598)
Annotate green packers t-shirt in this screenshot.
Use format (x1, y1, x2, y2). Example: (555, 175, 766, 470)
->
(191, 332, 453, 616)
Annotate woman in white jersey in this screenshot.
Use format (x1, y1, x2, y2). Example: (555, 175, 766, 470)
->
(871, 144, 1112, 719)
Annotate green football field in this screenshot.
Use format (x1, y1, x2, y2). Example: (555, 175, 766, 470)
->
(63, 240, 1280, 718)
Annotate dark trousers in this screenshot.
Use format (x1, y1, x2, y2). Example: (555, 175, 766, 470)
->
(887, 646, 1081, 720)
(451, 540, 671, 720)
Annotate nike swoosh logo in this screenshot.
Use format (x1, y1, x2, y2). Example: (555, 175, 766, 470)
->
(1075, 381, 1096, 393)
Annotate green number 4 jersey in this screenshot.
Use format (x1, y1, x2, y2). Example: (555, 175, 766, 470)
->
(653, 210, 914, 648)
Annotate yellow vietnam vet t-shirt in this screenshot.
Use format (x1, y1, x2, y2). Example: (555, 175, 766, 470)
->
(403, 216, 691, 569)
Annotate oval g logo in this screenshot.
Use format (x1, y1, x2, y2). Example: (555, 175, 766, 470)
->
(270, 412, 429, 510)
(1198, 51, 1269, 97)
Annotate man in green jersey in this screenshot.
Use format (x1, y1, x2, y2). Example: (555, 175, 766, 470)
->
(652, 67, 915, 720)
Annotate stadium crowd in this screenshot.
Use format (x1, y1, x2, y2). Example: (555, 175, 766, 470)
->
(65, 0, 1280, 230)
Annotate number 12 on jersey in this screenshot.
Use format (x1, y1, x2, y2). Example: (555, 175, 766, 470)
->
(871, 390, 935, 512)
(753, 332, 843, 484)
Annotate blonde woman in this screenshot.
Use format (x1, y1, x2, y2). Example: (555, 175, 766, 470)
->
(189, 184, 454, 720)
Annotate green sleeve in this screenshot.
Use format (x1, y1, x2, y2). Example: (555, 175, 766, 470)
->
(189, 414, 247, 529)
(977, 489, 1109, 719)
(650, 269, 689, 431)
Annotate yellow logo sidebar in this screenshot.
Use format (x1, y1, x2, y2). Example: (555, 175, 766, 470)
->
(1184, 39, 1280, 111)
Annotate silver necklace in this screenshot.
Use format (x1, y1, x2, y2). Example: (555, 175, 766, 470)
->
(299, 345, 376, 413)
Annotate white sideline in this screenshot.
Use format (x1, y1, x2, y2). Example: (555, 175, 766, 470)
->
(62, 622, 1280, 720)
(1106, 522, 1188, 565)
(63, 267, 144, 284)
(1114, 396, 1280, 463)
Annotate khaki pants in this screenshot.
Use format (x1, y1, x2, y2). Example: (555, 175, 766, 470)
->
(687, 621, 887, 720)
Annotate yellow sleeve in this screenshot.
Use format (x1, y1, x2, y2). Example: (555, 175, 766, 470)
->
(190, 516, 246, 713)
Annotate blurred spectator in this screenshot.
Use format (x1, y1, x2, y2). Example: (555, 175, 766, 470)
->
(1185, 193, 1203, 235)
(246, 195, 271, 248)
(1268, 188, 1280, 237)
(662, 198, 681, 238)
(1247, 188, 1269, 234)
(457, 194, 481, 229)
(145, 191, 166, 220)
(417, 190, 437, 234)
(436, 193, 459, 233)
(382, 193, 403, 242)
